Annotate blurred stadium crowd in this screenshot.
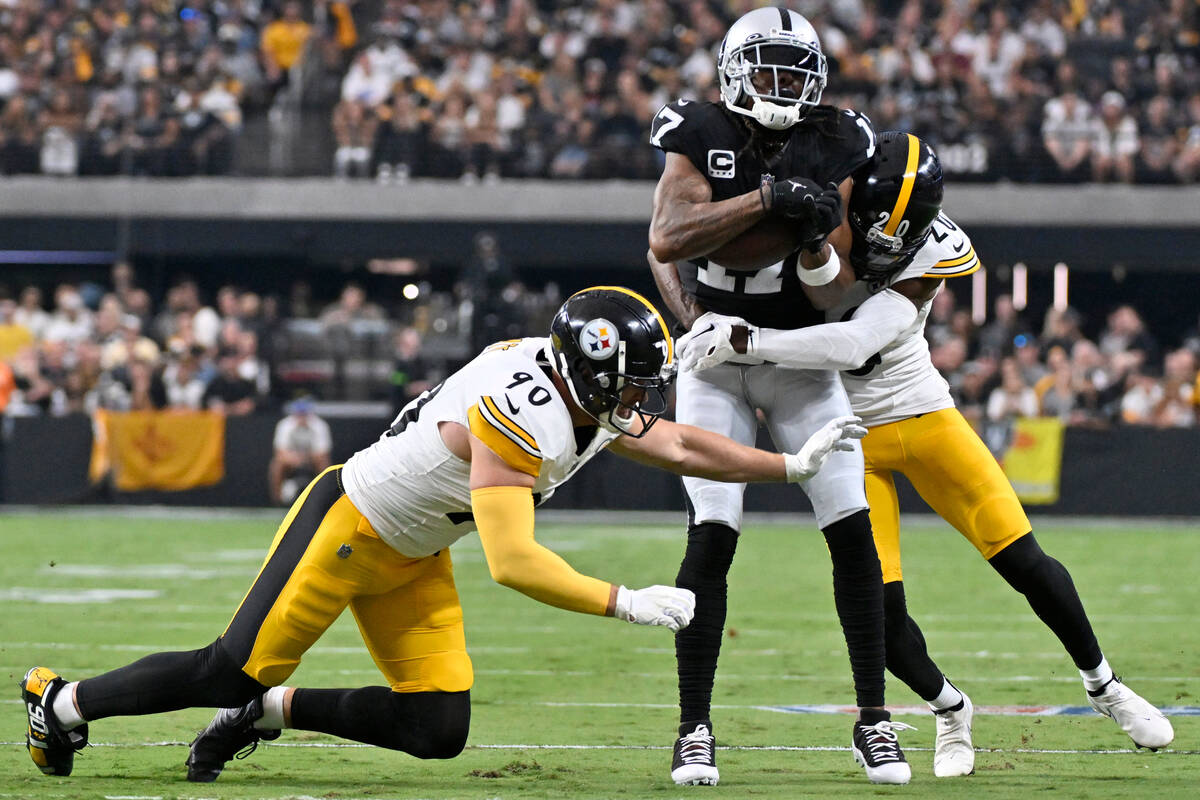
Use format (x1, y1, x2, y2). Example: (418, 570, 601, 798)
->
(2, 262, 1198, 452)
(1, 0, 1199, 182)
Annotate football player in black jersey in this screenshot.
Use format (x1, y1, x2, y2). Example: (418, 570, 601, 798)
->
(647, 6, 909, 787)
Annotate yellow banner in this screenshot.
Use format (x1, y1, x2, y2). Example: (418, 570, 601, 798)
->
(1000, 417, 1065, 504)
(90, 410, 225, 491)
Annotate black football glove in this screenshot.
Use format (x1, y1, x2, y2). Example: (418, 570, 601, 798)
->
(767, 178, 843, 252)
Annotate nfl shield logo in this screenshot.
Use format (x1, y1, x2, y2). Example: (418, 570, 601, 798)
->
(580, 318, 618, 360)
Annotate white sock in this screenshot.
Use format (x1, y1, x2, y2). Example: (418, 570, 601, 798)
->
(255, 686, 289, 730)
(928, 678, 964, 712)
(52, 682, 86, 731)
(1080, 657, 1114, 693)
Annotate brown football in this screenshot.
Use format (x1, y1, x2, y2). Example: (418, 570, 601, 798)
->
(705, 217, 803, 271)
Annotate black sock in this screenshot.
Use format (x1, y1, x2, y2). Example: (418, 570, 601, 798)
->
(76, 639, 265, 721)
(674, 522, 738, 725)
(290, 687, 470, 758)
(822, 510, 886, 709)
(988, 533, 1102, 670)
(883, 581, 946, 701)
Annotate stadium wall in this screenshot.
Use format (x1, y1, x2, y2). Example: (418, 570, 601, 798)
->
(1, 179, 1199, 270)
(2, 414, 1193, 516)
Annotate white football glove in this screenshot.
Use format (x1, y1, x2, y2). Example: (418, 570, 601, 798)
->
(614, 585, 696, 632)
(783, 415, 868, 483)
(675, 312, 761, 373)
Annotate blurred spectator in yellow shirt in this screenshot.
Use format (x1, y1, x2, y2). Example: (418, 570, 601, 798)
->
(0, 297, 34, 361)
(261, 1, 312, 94)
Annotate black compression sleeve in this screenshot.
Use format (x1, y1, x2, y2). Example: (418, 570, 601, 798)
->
(988, 533, 1102, 670)
(822, 510, 886, 708)
(674, 522, 739, 725)
(76, 639, 266, 720)
(290, 687, 470, 758)
(883, 581, 946, 701)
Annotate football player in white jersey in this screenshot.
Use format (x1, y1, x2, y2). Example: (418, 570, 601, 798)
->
(675, 133, 1175, 776)
(20, 286, 866, 783)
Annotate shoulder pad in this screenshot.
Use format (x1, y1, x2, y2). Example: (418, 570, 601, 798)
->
(829, 108, 878, 181)
(891, 213, 979, 285)
(649, 99, 722, 153)
(466, 351, 569, 476)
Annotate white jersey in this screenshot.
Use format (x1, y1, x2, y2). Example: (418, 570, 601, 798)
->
(827, 212, 980, 427)
(342, 337, 618, 557)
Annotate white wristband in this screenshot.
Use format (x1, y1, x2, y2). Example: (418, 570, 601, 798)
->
(797, 246, 840, 286)
(614, 585, 633, 621)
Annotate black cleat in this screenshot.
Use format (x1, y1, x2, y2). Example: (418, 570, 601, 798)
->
(20, 666, 88, 776)
(852, 710, 914, 785)
(671, 720, 718, 785)
(186, 696, 280, 782)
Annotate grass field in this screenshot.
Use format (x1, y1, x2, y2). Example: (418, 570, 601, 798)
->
(1, 509, 1197, 800)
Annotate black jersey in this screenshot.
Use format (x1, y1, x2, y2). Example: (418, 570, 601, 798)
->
(650, 99, 876, 330)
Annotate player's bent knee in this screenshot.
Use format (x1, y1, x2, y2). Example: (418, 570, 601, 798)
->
(384, 690, 471, 758)
(987, 532, 1043, 587)
(677, 523, 739, 585)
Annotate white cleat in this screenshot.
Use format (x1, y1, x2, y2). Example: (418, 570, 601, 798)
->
(1088, 678, 1174, 750)
(852, 715, 914, 785)
(933, 692, 975, 777)
(671, 723, 719, 786)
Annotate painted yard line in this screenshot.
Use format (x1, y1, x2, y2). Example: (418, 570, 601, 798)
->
(0, 740, 1194, 756)
(1, 667, 1192, 688)
(633, 646, 1070, 659)
(2, 642, 531, 655)
(7, 506, 1199, 530)
(0, 795, 424, 800)
(503, 700, 1200, 717)
(470, 669, 1195, 683)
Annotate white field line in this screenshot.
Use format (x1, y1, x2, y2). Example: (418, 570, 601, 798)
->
(0, 740, 1195, 757)
(5, 506, 1200, 530)
(3, 670, 1195, 687)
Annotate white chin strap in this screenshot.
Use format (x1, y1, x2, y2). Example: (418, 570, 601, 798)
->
(751, 99, 801, 130)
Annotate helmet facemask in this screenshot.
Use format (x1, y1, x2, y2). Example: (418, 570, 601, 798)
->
(721, 38, 826, 130)
(849, 213, 933, 291)
(551, 343, 674, 438)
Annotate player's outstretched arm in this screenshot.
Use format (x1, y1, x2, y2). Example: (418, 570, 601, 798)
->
(678, 284, 928, 373)
(609, 415, 866, 484)
(468, 432, 693, 630)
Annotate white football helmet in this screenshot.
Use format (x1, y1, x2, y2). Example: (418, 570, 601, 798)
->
(717, 7, 827, 131)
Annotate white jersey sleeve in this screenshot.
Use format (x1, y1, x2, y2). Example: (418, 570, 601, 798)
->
(892, 212, 980, 282)
(341, 338, 617, 557)
(828, 212, 981, 426)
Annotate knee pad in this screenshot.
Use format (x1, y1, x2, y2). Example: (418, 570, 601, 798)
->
(676, 523, 739, 588)
(391, 691, 470, 759)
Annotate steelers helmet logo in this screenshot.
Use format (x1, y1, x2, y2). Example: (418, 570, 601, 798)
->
(580, 318, 619, 360)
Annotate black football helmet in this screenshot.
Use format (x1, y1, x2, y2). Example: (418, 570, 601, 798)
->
(848, 131, 944, 290)
(547, 286, 675, 437)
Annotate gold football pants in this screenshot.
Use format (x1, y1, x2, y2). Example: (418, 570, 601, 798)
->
(220, 466, 474, 692)
(863, 408, 1031, 583)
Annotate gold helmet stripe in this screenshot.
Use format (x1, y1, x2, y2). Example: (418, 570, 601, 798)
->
(572, 285, 674, 363)
(883, 133, 921, 237)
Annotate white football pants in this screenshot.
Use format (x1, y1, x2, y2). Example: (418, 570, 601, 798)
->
(676, 362, 867, 531)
